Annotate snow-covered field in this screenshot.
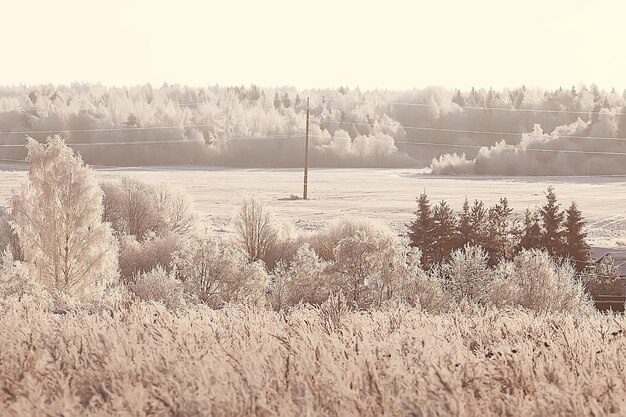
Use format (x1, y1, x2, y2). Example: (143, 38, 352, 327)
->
(0, 167, 624, 249)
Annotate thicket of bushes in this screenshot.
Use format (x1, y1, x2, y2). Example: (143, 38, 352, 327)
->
(0, 137, 615, 314)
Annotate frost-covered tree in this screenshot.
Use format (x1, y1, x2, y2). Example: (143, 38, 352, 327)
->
(102, 177, 195, 241)
(174, 232, 269, 308)
(11, 136, 118, 296)
(270, 244, 329, 309)
(232, 195, 282, 264)
(440, 245, 493, 304)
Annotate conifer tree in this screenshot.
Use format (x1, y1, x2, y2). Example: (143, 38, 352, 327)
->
(431, 201, 458, 263)
(540, 187, 565, 257)
(408, 194, 434, 267)
(564, 202, 590, 271)
(520, 209, 542, 251)
(457, 198, 472, 247)
(486, 197, 515, 265)
(469, 199, 489, 247)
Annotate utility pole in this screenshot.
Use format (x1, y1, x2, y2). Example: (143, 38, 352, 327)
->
(303, 97, 310, 200)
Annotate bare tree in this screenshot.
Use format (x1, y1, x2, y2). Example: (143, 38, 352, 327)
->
(232, 195, 280, 263)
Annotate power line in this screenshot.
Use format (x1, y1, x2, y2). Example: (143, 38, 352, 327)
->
(316, 120, 626, 143)
(303, 134, 626, 157)
(5, 119, 624, 145)
(1, 132, 626, 158)
(392, 141, 626, 157)
(0, 134, 302, 147)
(0, 122, 249, 135)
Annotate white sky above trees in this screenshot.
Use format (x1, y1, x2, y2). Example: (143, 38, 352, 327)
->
(2, 0, 625, 90)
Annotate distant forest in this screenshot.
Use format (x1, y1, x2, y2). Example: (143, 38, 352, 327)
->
(0, 84, 625, 173)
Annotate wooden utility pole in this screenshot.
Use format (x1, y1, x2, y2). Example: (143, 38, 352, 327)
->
(303, 97, 310, 200)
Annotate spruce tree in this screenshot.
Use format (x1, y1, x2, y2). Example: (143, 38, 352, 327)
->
(469, 199, 489, 247)
(520, 209, 542, 251)
(408, 193, 435, 267)
(457, 198, 472, 247)
(564, 202, 590, 271)
(486, 198, 515, 265)
(540, 187, 565, 257)
(431, 201, 458, 263)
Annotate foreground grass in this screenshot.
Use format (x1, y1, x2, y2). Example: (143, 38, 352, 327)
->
(1, 301, 625, 417)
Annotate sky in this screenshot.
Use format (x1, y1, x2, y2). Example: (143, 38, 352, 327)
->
(2, 0, 625, 91)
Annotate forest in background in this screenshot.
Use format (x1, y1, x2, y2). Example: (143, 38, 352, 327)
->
(0, 83, 625, 173)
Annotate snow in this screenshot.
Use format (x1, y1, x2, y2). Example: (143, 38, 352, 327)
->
(0, 167, 624, 249)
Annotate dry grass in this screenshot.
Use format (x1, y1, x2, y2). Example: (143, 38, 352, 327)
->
(1, 300, 625, 417)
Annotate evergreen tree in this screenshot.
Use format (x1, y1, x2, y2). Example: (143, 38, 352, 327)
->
(486, 197, 515, 265)
(468, 199, 489, 247)
(431, 201, 458, 263)
(564, 202, 590, 271)
(457, 198, 472, 247)
(540, 187, 565, 257)
(519, 209, 542, 251)
(408, 194, 434, 267)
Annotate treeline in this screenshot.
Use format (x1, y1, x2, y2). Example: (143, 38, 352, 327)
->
(0, 83, 625, 169)
(407, 188, 591, 271)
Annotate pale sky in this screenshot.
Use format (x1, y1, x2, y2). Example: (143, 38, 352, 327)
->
(2, 0, 625, 91)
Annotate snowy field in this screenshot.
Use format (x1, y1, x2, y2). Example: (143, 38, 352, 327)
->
(0, 166, 624, 250)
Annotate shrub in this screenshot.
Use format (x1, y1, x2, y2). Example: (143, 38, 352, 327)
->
(102, 177, 196, 241)
(232, 194, 294, 268)
(439, 245, 494, 304)
(308, 216, 383, 261)
(491, 249, 592, 312)
(128, 266, 185, 310)
(0, 211, 21, 260)
(0, 250, 44, 301)
(310, 217, 429, 309)
(118, 233, 182, 279)
(270, 244, 330, 309)
(174, 233, 269, 308)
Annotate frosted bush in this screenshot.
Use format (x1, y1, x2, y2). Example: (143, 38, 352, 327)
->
(308, 216, 383, 261)
(398, 266, 450, 312)
(128, 266, 185, 310)
(440, 245, 494, 304)
(174, 233, 269, 308)
(309, 218, 425, 309)
(0, 212, 21, 260)
(270, 244, 330, 309)
(0, 250, 45, 301)
(102, 177, 196, 241)
(491, 249, 592, 312)
(118, 233, 182, 279)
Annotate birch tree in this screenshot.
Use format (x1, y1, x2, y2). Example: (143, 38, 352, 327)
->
(11, 136, 118, 296)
